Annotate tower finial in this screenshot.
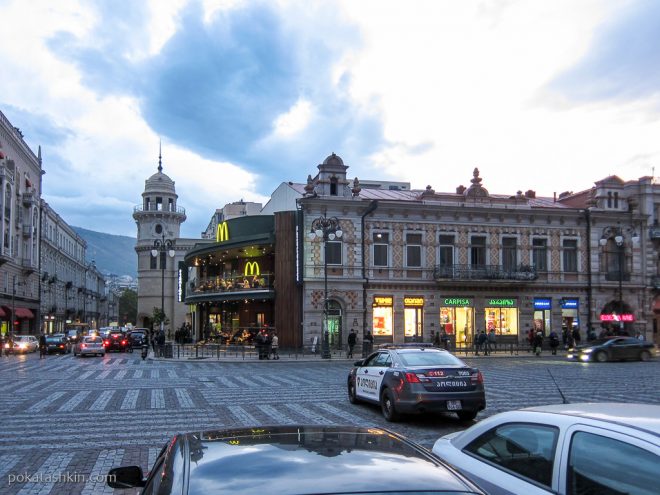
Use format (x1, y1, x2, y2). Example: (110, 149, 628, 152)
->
(158, 140, 162, 173)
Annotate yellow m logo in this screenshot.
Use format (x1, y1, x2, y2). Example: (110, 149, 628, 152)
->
(216, 221, 229, 242)
(244, 261, 260, 276)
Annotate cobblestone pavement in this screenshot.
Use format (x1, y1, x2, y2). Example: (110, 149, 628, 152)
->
(0, 352, 658, 494)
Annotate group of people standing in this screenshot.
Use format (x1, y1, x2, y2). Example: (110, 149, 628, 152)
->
(254, 328, 279, 360)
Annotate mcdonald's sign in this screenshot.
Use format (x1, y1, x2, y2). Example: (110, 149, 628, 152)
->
(216, 221, 230, 242)
(244, 261, 260, 276)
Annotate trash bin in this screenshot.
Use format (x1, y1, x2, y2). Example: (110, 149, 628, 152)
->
(163, 342, 173, 358)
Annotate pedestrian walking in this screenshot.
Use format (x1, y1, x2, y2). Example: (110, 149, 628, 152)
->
(255, 328, 267, 360)
(347, 329, 357, 358)
(475, 330, 487, 356)
(440, 330, 450, 350)
(549, 330, 560, 355)
(572, 327, 581, 347)
(487, 329, 496, 355)
(157, 330, 165, 357)
(363, 331, 374, 357)
(39, 333, 47, 359)
(533, 331, 544, 356)
(433, 331, 441, 348)
(527, 328, 535, 352)
(270, 331, 279, 360)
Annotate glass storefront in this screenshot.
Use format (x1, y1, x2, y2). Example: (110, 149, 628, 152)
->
(485, 298, 518, 337)
(561, 298, 579, 332)
(326, 300, 342, 348)
(372, 296, 393, 340)
(404, 296, 423, 342)
(440, 298, 474, 346)
(533, 298, 552, 335)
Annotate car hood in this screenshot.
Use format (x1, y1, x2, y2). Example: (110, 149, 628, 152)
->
(185, 425, 480, 495)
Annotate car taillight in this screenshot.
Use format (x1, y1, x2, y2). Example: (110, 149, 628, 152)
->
(59, 344, 64, 348)
(103, 340, 109, 346)
(471, 371, 484, 384)
(404, 372, 421, 383)
(82, 344, 87, 349)
(121, 340, 127, 345)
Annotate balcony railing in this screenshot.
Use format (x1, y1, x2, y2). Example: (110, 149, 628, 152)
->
(133, 204, 186, 214)
(604, 271, 631, 282)
(22, 191, 35, 205)
(434, 264, 537, 281)
(191, 273, 273, 294)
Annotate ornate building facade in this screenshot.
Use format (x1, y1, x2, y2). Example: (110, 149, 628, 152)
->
(296, 153, 657, 349)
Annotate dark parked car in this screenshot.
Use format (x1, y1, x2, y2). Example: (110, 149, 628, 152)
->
(567, 336, 657, 362)
(127, 330, 147, 348)
(108, 425, 485, 494)
(348, 344, 486, 421)
(103, 331, 130, 352)
(45, 334, 70, 354)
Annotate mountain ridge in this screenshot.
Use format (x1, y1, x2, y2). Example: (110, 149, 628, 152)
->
(72, 226, 137, 278)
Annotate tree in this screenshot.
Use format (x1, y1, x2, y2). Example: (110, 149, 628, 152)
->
(151, 307, 169, 329)
(118, 289, 137, 325)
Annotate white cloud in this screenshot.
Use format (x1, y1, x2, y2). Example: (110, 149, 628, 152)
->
(272, 99, 313, 138)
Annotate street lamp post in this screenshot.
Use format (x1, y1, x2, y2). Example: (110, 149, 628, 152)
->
(151, 234, 175, 333)
(308, 216, 343, 359)
(600, 226, 639, 334)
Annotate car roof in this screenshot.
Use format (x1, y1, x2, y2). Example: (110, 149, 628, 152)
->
(521, 403, 660, 437)
(183, 425, 482, 495)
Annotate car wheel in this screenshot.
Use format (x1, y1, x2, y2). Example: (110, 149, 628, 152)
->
(348, 381, 358, 404)
(457, 410, 478, 421)
(595, 351, 608, 363)
(380, 388, 400, 422)
(639, 350, 651, 362)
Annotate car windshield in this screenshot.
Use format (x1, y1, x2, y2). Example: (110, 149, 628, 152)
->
(398, 351, 465, 366)
(84, 337, 102, 343)
(589, 338, 619, 346)
(16, 336, 30, 342)
(45, 337, 62, 342)
(67, 330, 78, 337)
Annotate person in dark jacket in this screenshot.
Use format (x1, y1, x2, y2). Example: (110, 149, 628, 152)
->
(255, 329, 267, 360)
(475, 331, 487, 356)
(362, 331, 374, 357)
(39, 333, 47, 359)
(347, 329, 357, 358)
(549, 331, 560, 355)
(533, 331, 544, 356)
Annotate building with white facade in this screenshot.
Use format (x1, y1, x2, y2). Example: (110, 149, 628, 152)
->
(0, 110, 42, 336)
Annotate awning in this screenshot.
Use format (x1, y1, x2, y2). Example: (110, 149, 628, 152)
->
(0, 307, 6, 318)
(14, 307, 34, 319)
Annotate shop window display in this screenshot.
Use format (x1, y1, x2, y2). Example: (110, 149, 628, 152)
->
(485, 307, 519, 336)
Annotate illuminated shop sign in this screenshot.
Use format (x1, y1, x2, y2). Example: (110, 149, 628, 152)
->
(534, 298, 552, 310)
(404, 297, 424, 306)
(216, 221, 229, 242)
(178, 269, 183, 302)
(487, 298, 516, 307)
(561, 299, 579, 309)
(443, 298, 473, 306)
(244, 261, 260, 276)
(373, 296, 393, 306)
(600, 314, 635, 322)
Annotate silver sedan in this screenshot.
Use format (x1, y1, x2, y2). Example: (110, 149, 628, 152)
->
(73, 336, 106, 357)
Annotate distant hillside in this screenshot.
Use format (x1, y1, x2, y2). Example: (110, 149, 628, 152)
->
(72, 227, 137, 278)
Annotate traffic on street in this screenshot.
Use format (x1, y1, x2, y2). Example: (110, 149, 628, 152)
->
(0, 350, 658, 494)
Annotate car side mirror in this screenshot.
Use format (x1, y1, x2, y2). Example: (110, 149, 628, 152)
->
(107, 466, 146, 489)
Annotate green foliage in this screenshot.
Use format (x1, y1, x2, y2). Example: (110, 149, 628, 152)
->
(118, 289, 137, 325)
(152, 307, 169, 327)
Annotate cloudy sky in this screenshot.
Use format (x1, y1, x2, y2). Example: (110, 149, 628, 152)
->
(1, 0, 659, 237)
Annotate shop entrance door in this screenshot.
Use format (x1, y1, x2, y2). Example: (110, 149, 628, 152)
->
(326, 300, 342, 349)
(404, 307, 423, 342)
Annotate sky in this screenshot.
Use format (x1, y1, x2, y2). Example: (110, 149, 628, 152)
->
(1, 0, 659, 238)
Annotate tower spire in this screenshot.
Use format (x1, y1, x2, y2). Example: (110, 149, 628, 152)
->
(158, 140, 162, 173)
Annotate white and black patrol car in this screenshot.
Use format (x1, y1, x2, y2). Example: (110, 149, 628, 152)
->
(347, 344, 486, 422)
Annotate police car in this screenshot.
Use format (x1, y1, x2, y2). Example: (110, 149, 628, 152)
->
(347, 344, 486, 422)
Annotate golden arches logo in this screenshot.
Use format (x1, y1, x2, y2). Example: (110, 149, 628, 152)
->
(216, 222, 229, 242)
(244, 261, 260, 276)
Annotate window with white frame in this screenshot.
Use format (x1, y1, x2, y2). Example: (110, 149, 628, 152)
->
(502, 237, 517, 271)
(373, 233, 389, 267)
(405, 233, 422, 267)
(439, 234, 455, 268)
(470, 235, 487, 267)
(563, 239, 578, 272)
(325, 241, 342, 265)
(532, 238, 548, 272)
